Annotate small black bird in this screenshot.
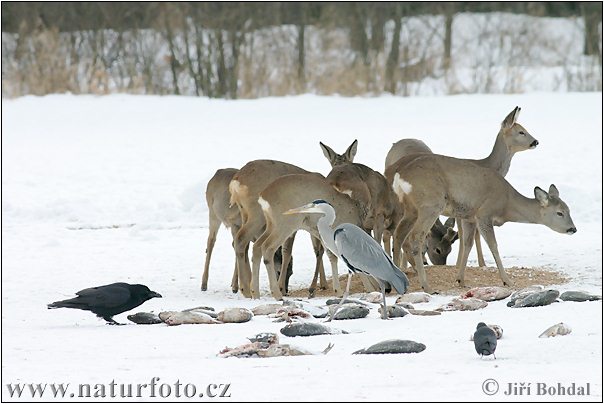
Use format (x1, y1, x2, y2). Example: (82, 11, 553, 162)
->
(474, 322, 497, 359)
(48, 282, 162, 325)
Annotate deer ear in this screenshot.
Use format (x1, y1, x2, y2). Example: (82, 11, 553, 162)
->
(534, 186, 549, 207)
(444, 228, 458, 243)
(444, 217, 456, 228)
(320, 142, 337, 164)
(548, 184, 559, 198)
(345, 139, 358, 162)
(502, 106, 520, 129)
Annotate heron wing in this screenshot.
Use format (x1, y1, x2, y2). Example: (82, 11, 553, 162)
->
(334, 224, 409, 293)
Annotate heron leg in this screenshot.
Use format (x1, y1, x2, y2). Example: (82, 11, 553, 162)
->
(379, 281, 389, 320)
(325, 273, 352, 322)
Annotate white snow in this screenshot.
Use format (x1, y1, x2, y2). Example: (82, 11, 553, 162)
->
(2, 92, 602, 401)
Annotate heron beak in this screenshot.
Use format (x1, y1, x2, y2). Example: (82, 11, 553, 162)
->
(283, 204, 313, 215)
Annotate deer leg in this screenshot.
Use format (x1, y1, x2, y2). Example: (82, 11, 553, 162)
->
(309, 236, 327, 296)
(251, 230, 271, 299)
(229, 226, 240, 293)
(455, 220, 465, 268)
(455, 220, 477, 287)
(405, 207, 441, 294)
(201, 209, 220, 291)
(474, 230, 486, 267)
(261, 237, 284, 300)
(326, 249, 343, 297)
(477, 221, 512, 287)
(278, 234, 296, 295)
(234, 226, 254, 298)
(382, 230, 392, 258)
(393, 207, 418, 268)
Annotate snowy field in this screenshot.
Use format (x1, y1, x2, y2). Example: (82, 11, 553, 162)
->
(2, 93, 602, 401)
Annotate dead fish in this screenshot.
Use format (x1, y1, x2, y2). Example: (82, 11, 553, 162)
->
(507, 286, 544, 306)
(437, 298, 487, 312)
(280, 322, 347, 337)
(539, 322, 572, 338)
(559, 291, 602, 302)
(217, 308, 254, 323)
(183, 306, 217, 318)
(269, 307, 313, 323)
(251, 303, 284, 316)
(462, 286, 511, 302)
(218, 342, 267, 358)
(407, 309, 441, 316)
(470, 324, 503, 340)
(396, 292, 431, 304)
(288, 301, 328, 318)
(127, 312, 163, 325)
(248, 332, 279, 345)
(378, 305, 409, 318)
(328, 303, 370, 320)
(361, 291, 384, 304)
(510, 290, 559, 308)
(396, 302, 415, 310)
(258, 343, 334, 357)
(325, 298, 368, 307)
(353, 339, 426, 354)
(160, 310, 221, 326)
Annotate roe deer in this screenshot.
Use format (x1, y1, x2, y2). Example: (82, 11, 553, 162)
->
(390, 153, 576, 293)
(253, 173, 371, 298)
(385, 107, 538, 267)
(202, 168, 292, 293)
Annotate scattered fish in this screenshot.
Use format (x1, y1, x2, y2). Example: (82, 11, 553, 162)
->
(462, 286, 511, 302)
(127, 312, 163, 325)
(396, 292, 431, 304)
(507, 286, 544, 306)
(283, 300, 328, 318)
(218, 331, 334, 358)
(353, 339, 425, 354)
(269, 307, 313, 323)
(280, 322, 347, 337)
(539, 322, 572, 338)
(407, 309, 441, 316)
(559, 291, 602, 302)
(509, 290, 560, 308)
(437, 298, 487, 312)
(183, 306, 217, 318)
(396, 302, 415, 310)
(325, 298, 368, 307)
(378, 305, 409, 318)
(361, 291, 384, 304)
(159, 310, 220, 325)
(217, 308, 254, 323)
(251, 303, 283, 316)
(328, 303, 370, 320)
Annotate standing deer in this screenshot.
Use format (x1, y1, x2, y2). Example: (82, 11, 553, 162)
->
(229, 144, 360, 299)
(202, 168, 292, 293)
(390, 153, 576, 293)
(385, 106, 538, 267)
(252, 173, 371, 298)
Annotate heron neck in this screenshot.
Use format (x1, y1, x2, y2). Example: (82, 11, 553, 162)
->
(317, 208, 338, 256)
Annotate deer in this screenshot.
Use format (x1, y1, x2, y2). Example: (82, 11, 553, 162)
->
(229, 149, 360, 299)
(202, 168, 293, 294)
(252, 172, 373, 299)
(385, 106, 538, 268)
(390, 153, 576, 294)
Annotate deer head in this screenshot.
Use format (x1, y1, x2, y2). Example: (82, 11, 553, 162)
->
(500, 106, 539, 153)
(426, 217, 458, 265)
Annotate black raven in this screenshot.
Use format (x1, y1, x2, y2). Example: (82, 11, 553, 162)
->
(473, 322, 497, 358)
(48, 282, 162, 325)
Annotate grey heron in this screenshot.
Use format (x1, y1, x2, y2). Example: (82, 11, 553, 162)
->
(284, 199, 409, 320)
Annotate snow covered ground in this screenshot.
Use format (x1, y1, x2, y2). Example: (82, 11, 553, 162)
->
(2, 93, 602, 401)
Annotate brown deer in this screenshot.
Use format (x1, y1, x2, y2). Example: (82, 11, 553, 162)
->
(252, 173, 372, 298)
(202, 168, 293, 293)
(390, 153, 576, 293)
(385, 107, 538, 267)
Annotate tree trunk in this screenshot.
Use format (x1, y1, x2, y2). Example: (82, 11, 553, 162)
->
(385, 13, 402, 94)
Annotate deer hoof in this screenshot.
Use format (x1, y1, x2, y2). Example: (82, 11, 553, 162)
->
(308, 288, 316, 298)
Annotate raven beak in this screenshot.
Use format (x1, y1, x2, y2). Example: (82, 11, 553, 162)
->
(149, 291, 162, 298)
